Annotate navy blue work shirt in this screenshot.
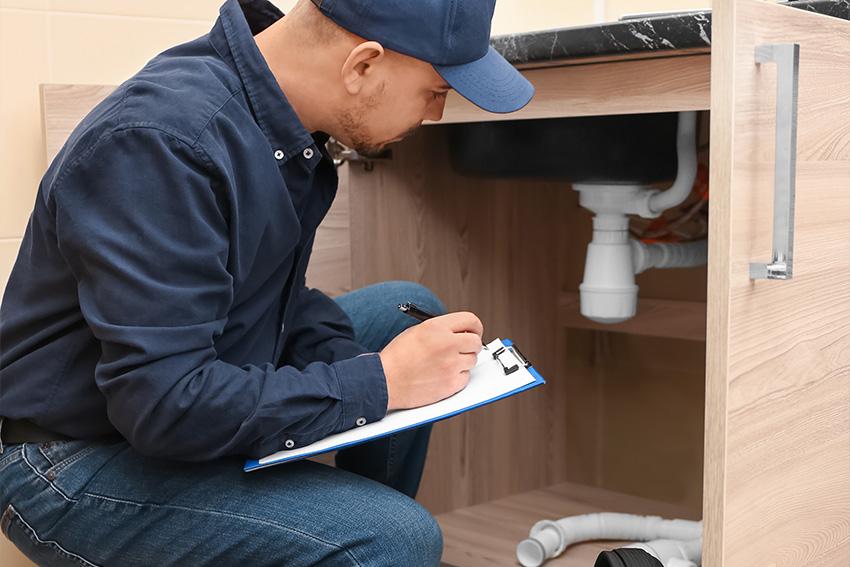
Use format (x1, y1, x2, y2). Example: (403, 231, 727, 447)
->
(0, 0, 388, 460)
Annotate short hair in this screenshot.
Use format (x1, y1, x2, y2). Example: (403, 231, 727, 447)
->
(294, 0, 349, 44)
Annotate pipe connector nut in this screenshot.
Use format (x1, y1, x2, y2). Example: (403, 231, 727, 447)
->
(630, 188, 663, 219)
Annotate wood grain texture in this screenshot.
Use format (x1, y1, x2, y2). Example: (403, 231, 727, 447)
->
(305, 162, 352, 296)
(705, 1, 850, 565)
(438, 54, 710, 124)
(513, 47, 712, 71)
(349, 126, 708, 515)
(559, 292, 707, 341)
(703, 3, 735, 563)
(349, 127, 567, 513)
(593, 332, 706, 512)
(437, 481, 700, 566)
(556, 156, 708, 514)
(40, 83, 352, 296)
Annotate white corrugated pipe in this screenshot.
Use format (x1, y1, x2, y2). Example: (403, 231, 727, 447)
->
(631, 239, 708, 275)
(626, 537, 702, 567)
(573, 110, 703, 324)
(516, 513, 702, 567)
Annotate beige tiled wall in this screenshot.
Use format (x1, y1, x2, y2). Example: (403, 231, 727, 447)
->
(0, 2, 227, 310)
(0, 0, 707, 564)
(606, 0, 710, 20)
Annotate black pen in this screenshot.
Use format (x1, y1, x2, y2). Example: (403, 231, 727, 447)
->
(398, 302, 489, 349)
(397, 301, 437, 322)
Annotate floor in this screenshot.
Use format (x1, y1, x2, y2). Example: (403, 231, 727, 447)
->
(436, 481, 700, 566)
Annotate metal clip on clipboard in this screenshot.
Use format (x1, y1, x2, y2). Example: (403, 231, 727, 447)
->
(491, 343, 531, 375)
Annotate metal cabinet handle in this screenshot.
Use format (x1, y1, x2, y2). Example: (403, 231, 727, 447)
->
(750, 43, 800, 281)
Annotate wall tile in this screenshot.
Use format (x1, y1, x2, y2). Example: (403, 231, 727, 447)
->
(492, 0, 596, 35)
(47, 12, 213, 85)
(271, 0, 297, 13)
(0, 8, 49, 238)
(48, 0, 219, 21)
(605, 0, 710, 22)
(47, 0, 296, 20)
(0, 238, 23, 294)
(0, 0, 48, 9)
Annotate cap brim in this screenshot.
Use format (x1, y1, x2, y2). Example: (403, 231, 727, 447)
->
(434, 46, 534, 114)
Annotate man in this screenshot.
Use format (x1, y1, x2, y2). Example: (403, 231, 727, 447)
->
(0, 0, 534, 564)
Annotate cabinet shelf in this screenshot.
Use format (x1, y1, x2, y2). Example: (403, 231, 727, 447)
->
(558, 292, 706, 341)
(436, 481, 699, 567)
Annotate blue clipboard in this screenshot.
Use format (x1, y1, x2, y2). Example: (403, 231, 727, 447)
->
(244, 338, 545, 472)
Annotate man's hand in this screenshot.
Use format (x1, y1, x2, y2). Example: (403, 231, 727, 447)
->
(380, 312, 484, 411)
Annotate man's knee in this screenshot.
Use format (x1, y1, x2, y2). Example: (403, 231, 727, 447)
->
(360, 496, 443, 566)
(410, 503, 444, 566)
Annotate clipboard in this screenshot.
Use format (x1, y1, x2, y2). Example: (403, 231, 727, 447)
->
(244, 337, 546, 472)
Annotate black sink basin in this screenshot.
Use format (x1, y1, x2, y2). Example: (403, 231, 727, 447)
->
(446, 112, 680, 183)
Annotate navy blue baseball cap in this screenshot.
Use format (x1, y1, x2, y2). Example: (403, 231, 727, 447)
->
(310, 0, 534, 114)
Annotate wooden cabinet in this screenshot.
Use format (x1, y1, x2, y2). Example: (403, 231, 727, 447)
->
(345, 1, 850, 565)
(705, 1, 850, 565)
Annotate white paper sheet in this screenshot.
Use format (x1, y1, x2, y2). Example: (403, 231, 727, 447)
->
(248, 338, 541, 470)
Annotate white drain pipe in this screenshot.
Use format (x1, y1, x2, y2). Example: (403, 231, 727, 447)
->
(631, 239, 707, 274)
(647, 111, 698, 215)
(574, 111, 704, 324)
(577, 217, 708, 323)
(516, 513, 702, 567)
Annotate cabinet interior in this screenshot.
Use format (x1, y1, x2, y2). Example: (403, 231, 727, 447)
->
(346, 110, 711, 563)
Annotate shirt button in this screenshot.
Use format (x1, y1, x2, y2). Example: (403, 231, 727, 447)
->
(274, 149, 285, 160)
(284, 439, 295, 449)
(302, 147, 314, 159)
(355, 417, 367, 427)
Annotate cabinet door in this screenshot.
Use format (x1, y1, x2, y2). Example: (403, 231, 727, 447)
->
(705, 1, 850, 565)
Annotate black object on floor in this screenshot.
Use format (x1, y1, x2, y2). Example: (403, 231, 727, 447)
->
(595, 547, 665, 567)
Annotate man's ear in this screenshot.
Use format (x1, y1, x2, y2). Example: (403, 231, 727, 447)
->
(341, 41, 385, 95)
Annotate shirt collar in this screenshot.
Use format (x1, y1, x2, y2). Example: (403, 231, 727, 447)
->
(210, 0, 317, 164)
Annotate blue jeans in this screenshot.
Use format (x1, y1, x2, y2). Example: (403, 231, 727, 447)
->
(0, 281, 447, 566)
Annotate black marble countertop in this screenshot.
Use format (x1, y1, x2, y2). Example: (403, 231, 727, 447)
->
(492, 0, 850, 65)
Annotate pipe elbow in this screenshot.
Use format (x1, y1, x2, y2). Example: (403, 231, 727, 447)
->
(648, 111, 698, 215)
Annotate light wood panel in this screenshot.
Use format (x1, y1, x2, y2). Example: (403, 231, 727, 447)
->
(560, 291, 707, 341)
(513, 47, 711, 71)
(705, 1, 850, 565)
(592, 331, 706, 512)
(555, 158, 708, 512)
(305, 163, 352, 296)
(438, 54, 711, 124)
(437, 480, 700, 566)
(39, 83, 352, 296)
(349, 125, 708, 514)
(350, 127, 568, 513)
